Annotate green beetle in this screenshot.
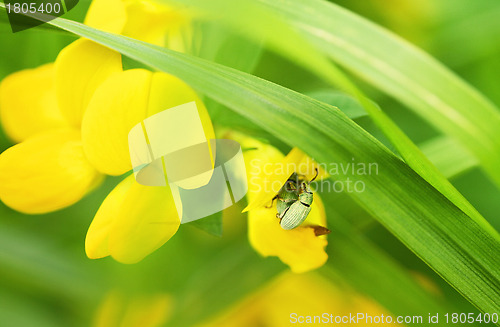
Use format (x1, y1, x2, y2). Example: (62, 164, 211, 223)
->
(273, 169, 318, 230)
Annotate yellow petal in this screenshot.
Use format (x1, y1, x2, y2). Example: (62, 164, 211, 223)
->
(93, 292, 123, 327)
(165, 23, 194, 53)
(85, 175, 134, 259)
(0, 63, 66, 143)
(262, 273, 399, 327)
(109, 180, 180, 264)
(236, 136, 284, 200)
(302, 193, 327, 229)
(236, 137, 328, 272)
(295, 149, 330, 181)
(121, 0, 191, 47)
(120, 294, 172, 327)
(82, 69, 151, 175)
(85, 0, 191, 48)
(93, 291, 172, 327)
(84, 0, 127, 34)
(243, 148, 305, 212)
(55, 39, 122, 127)
(0, 129, 102, 214)
(148, 72, 214, 142)
(81, 69, 214, 176)
(200, 272, 400, 327)
(85, 174, 180, 264)
(248, 197, 328, 273)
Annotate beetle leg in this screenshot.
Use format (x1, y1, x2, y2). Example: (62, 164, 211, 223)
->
(277, 206, 291, 220)
(282, 197, 296, 204)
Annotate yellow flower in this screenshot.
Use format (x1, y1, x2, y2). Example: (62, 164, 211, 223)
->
(85, 0, 192, 50)
(0, 23, 321, 270)
(0, 0, 323, 268)
(0, 41, 211, 262)
(197, 272, 399, 327)
(0, 0, 211, 263)
(93, 291, 172, 327)
(0, 40, 120, 213)
(83, 69, 214, 264)
(233, 135, 329, 273)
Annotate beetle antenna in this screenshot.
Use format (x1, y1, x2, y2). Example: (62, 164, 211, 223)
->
(265, 197, 277, 208)
(309, 168, 319, 183)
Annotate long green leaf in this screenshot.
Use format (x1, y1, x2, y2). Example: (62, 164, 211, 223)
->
(341, 136, 480, 232)
(257, 0, 500, 188)
(2, 0, 491, 238)
(28, 16, 500, 313)
(321, 194, 456, 317)
(420, 136, 478, 179)
(164, 0, 497, 242)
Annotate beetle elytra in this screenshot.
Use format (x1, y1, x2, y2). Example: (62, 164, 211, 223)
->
(273, 169, 318, 230)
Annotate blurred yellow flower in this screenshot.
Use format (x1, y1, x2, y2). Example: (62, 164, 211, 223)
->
(93, 291, 172, 327)
(85, 0, 193, 50)
(197, 272, 398, 327)
(235, 136, 329, 273)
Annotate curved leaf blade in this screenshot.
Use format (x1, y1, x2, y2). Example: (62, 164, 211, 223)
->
(259, 0, 500, 188)
(2, 8, 496, 314)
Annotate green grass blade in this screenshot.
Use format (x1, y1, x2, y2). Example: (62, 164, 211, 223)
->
(421, 136, 478, 179)
(306, 90, 367, 120)
(321, 197, 456, 317)
(2, 0, 490, 238)
(257, 0, 500, 188)
(163, 0, 497, 240)
(33, 17, 500, 313)
(185, 211, 223, 237)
